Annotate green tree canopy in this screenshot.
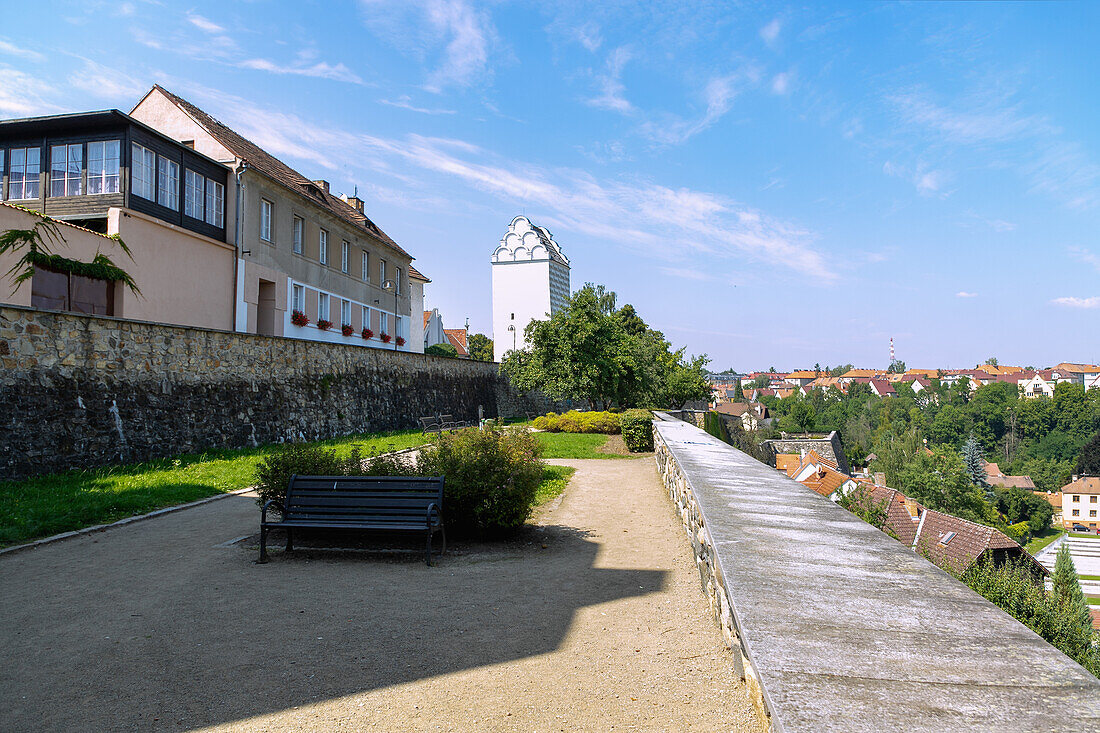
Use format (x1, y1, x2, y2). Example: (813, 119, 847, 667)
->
(468, 333, 493, 362)
(425, 343, 459, 358)
(1077, 432, 1100, 476)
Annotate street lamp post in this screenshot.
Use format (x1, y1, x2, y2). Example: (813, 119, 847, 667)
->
(382, 279, 398, 351)
(507, 324, 516, 353)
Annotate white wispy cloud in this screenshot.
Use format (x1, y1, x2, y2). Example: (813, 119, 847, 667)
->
(178, 85, 834, 280)
(760, 19, 782, 45)
(0, 39, 45, 62)
(239, 58, 363, 84)
(574, 22, 602, 52)
(638, 70, 755, 145)
(68, 59, 146, 101)
(889, 87, 1043, 145)
(588, 46, 634, 113)
(659, 267, 721, 282)
(1051, 296, 1100, 309)
(1069, 246, 1100, 273)
(883, 160, 950, 197)
(187, 13, 225, 34)
(0, 68, 59, 116)
(956, 291, 978, 298)
(379, 96, 456, 115)
(771, 71, 793, 96)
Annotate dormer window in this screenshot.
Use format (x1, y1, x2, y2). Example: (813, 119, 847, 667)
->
(939, 531, 957, 546)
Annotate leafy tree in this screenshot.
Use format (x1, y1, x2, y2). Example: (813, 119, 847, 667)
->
(887, 359, 906, 373)
(468, 333, 493, 362)
(614, 303, 647, 337)
(788, 401, 817, 432)
(985, 357, 999, 367)
(829, 364, 853, 377)
(1077, 432, 1100, 476)
(425, 343, 459, 358)
(962, 434, 990, 493)
(751, 375, 770, 389)
(733, 380, 744, 400)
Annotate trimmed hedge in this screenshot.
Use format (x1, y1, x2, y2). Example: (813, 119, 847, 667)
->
(620, 409, 654, 452)
(533, 410, 621, 434)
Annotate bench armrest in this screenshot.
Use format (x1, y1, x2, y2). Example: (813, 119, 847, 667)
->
(262, 500, 284, 524)
(426, 502, 442, 528)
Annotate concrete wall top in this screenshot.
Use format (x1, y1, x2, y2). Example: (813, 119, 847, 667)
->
(652, 413, 1100, 732)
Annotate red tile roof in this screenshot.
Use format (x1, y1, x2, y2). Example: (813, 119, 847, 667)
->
(443, 328, 468, 356)
(1061, 477, 1100, 495)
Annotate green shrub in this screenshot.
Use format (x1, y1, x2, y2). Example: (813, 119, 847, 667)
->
(417, 426, 545, 537)
(255, 443, 364, 507)
(621, 409, 654, 452)
(532, 410, 620, 434)
(1005, 521, 1030, 543)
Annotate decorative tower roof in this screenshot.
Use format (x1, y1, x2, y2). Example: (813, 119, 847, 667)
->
(492, 215, 570, 267)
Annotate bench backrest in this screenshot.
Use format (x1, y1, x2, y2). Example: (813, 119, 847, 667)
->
(285, 475, 444, 526)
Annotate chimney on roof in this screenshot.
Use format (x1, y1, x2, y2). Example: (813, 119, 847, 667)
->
(340, 193, 365, 214)
(904, 497, 921, 520)
(313, 180, 329, 193)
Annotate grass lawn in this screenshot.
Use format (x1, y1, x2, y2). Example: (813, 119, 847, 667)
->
(1025, 528, 1065, 555)
(533, 432, 635, 459)
(0, 430, 427, 547)
(1069, 531, 1100, 539)
(1088, 597, 1100, 606)
(534, 465, 576, 506)
(1080, 575, 1100, 582)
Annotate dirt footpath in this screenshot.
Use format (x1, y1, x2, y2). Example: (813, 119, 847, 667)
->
(0, 457, 762, 732)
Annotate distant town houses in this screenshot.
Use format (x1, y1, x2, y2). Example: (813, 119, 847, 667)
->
(0, 85, 427, 352)
(1062, 476, 1100, 532)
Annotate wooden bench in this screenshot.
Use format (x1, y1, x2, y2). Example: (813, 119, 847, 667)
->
(419, 414, 470, 434)
(260, 475, 445, 565)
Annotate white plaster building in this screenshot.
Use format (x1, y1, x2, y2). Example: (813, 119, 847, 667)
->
(491, 216, 570, 362)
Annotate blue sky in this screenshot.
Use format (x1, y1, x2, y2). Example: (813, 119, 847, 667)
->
(3, 1, 1098, 370)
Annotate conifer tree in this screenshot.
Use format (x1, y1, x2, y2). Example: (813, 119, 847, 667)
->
(1051, 544, 1098, 669)
(962, 434, 989, 495)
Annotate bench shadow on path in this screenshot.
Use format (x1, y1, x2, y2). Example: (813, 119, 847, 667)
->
(1, 497, 669, 732)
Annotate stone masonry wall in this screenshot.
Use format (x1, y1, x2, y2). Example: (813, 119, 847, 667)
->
(0, 306, 531, 480)
(652, 419, 773, 728)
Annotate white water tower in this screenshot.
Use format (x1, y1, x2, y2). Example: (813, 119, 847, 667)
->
(491, 216, 570, 362)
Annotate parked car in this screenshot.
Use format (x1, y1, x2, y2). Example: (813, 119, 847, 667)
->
(1071, 524, 1090, 532)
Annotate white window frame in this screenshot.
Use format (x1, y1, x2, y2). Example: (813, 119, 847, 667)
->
(157, 156, 179, 210)
(292, 216, 303, 254)
(86, 140, 120, 195)
(260, 199, 273, 242)
(8, 146, 40, 200)
(50, 143, 82, 197)
(395, 266, 402, 295)
(362, 305, 370, 329)
(318, 292, 330, 321)
(380, 259, 387, 286)
(341, 299, 351, 326)
(131, 143, 154, 201)
(380, 311, 389, 335)
(361, 251, 369, 282)
(319, 229, 328, 264)
(292, 284, 304, 313)
(184, 169, 204, 220)
(341, 241, 349, 273)
(205, 179, 224, 228)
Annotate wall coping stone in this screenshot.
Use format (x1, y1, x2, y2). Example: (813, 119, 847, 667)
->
(652, 412, 1100, 732)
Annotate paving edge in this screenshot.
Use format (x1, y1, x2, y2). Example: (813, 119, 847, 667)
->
(0, 488, 256, 559)
(0, 443, 431, 560)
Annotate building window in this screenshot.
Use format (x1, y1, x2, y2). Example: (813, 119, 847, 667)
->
(31, 267, 113, 315)
(260, 199, 273, 242)
(50, 143, 82, 197)
(131, 143, 154, 201)
(184, 170, 204, 219)
(1092, 496, 1097, 503)
(380, 311, 389, 335)
(292, 284, 304, 312)
(319, 229, 328, 264)
(380, 259, 387, 285)
(395, 267, 402, 294)
(341, 241, 349, 273)
(205, 180, 224, 228)
(1092, 510, 1098, 518)
(8, 147, 40, 199)
(292, 217, 303, 254)
(362, 251, 369, 282)
(86, 140, 120, 195)
(341, 299, 351, 325)
(318, 292, 330, 321)
(1074, 495, 1081, 502)
(362, 305, 370, 328)
(1073, 509, 1080, 517)
(157, 156, 179, 210)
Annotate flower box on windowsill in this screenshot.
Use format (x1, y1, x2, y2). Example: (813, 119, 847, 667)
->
(396, 336, 406, 347)
(380, 333, 391, 343)
(316, 319, 333, 331)
(341, 323, 354, 337)
(361, 328, 374, 340)
(290, 310, 309, 327)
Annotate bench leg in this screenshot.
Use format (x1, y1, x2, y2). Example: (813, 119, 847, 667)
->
(259, 526, 268, 563)
(285, 528, 294, 553)
(425, 529, 432, 567)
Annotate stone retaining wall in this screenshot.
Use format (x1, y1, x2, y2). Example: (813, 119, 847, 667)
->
(0, 306, 542, 479)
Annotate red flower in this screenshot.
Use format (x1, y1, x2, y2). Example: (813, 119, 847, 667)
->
(341, 323, 354, 337)
(380, 332, 392, 343)
(361, 328, 374, 339)
(290, 310, 309, 327)
(396, 336, 406, 347)
(316, 319, 333, 331)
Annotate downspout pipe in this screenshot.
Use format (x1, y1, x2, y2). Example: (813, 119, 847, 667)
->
(232, 161, 248, 332)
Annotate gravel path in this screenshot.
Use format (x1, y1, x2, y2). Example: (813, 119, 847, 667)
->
(0, 457, 761, 732)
